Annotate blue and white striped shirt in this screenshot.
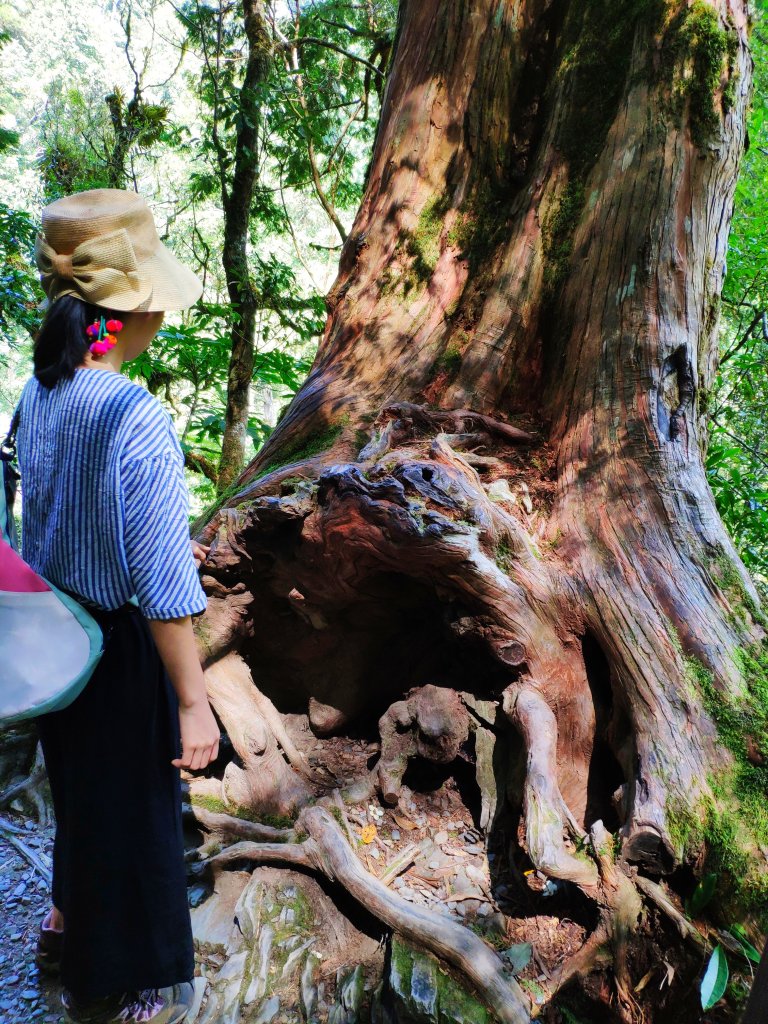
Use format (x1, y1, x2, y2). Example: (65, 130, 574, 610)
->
(16, 366, 207, 620)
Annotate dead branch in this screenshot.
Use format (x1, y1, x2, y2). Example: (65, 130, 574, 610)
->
(0, 814, 52, 885)
(634, 875, 707, 951)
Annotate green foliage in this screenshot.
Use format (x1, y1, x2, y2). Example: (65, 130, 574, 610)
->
(687, 872, 718, 916)
(730, 922, 762, 963)
(708, 12, 768, 594)
(0, 203, 41, 349)
(701, 944, 729, 1011)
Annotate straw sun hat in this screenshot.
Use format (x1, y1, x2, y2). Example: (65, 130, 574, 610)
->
(34, 188, 203, 313)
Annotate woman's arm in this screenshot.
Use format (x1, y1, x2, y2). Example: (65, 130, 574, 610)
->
(147, 615, 220, 770)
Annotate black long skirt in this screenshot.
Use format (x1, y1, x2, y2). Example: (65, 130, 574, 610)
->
(34, 601, 195, 1001)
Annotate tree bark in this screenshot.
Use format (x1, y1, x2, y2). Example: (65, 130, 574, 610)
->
(192, 1, 764, 1018)
(217, 0, 271, 492)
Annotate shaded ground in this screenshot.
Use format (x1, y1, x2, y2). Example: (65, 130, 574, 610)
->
(0, 816, 61, 1023)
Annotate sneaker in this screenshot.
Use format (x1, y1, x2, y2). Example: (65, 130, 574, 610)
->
(35, 908, 63, 973)
(62, 982, 195, 1024)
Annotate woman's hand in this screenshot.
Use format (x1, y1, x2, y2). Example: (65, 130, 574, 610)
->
(146, 614, 219, 770)
(172, 697, 220, 771)
(191, 539, 211, 567)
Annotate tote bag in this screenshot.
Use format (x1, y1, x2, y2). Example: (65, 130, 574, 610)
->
(0, 407, 104, 726)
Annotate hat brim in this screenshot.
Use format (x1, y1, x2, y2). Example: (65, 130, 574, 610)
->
(132, 243, 204, 312)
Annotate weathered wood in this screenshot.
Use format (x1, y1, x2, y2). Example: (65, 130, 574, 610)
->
(192, 0, 761, 1015)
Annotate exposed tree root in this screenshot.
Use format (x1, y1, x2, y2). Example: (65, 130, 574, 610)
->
(364, 403, 535, 456)
(502, 684, 598, 887)
(202, 653, 315, 816)
(633, 874, 707, 952)
(183, 800, 295, 845)
(189, 403, 755, 1019)
(0, 742, 53, 825)
(204, 804, 532, 1024)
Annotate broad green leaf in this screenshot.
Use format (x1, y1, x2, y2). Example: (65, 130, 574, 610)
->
(701, 945, 728, 1012)
(730, 924, 762, 964)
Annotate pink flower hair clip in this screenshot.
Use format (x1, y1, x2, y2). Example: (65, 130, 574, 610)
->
(85, 317, 123, 356)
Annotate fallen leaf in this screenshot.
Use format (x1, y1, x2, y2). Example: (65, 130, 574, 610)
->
(393, 814, 417, 831)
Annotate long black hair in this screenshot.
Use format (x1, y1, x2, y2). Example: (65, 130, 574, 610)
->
(33, 296, 122, 390)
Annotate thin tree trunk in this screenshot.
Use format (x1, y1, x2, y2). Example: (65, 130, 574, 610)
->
(217, 0, 271, 492)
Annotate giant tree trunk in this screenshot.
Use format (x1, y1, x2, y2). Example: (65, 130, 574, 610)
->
(189, 2, 764, 1020)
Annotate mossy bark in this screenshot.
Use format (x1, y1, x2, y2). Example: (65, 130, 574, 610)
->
(192, 1, 762, 1019)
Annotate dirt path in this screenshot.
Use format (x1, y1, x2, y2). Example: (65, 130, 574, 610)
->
(0, 814, 62, 1023)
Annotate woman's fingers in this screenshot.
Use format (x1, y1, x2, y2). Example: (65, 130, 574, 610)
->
(171, 740, 219, 770)
(190, 540, 212, 566)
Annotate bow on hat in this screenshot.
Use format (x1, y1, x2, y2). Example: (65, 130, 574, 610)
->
(35, 228, 153, 309)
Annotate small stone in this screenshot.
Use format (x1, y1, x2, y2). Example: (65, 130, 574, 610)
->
(22, 988, 38, 999)
(369, 847, 380, 860)
(434, 830, 448, 845)
(391, 829, 400, 841)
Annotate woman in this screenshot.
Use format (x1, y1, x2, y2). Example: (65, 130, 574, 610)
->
(15, 188, 221, 1024)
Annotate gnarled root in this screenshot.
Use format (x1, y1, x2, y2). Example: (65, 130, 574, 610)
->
(203, 653, 314, 816)
(503, 683, 598, 887)
(376, 684, 470, 805)
(0, 741, 53, 825)
(363, 403, 535, 457)
(183, 801, 295, 847)
(205, 804, 531, 1024)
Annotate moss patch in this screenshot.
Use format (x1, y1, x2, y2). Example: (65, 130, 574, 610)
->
(672, 644, 768, 925)
(710, 550, 766, 629)
(541, 180, 586, 300)
(262, 415, 349, 475)
(494, 539, 514, 574)
(189, 792, 295, 833)
(670, 1, 739, 147)
(389, 935, 492, 1024)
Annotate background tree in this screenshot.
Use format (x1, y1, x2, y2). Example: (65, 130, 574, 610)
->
(179, 0, 395, 490)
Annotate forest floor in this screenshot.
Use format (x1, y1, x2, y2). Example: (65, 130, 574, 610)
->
(0, 730, 727, 1023)
(0, 817, 61, 1023)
